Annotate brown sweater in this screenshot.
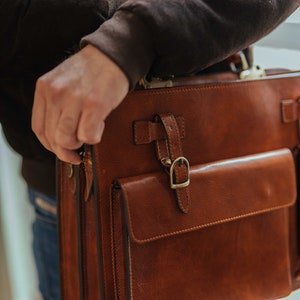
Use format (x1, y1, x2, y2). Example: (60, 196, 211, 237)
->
(0, 0, 299, 196)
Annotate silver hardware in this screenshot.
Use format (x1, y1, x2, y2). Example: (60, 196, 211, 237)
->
(240, 65, 266, 80)
(139, 77, 174, 89)
(230, 51, 266, 80)
(229, 51, 250, 73)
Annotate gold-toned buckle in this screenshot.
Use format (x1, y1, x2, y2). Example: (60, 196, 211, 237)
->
(170, 157, 190, 189)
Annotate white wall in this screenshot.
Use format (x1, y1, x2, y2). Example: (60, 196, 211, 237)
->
(257, 8, 300, 51)
(0, 127, 38, 300)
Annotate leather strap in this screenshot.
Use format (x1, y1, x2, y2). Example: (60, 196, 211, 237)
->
(154, 113, 191, 213)
(75, 164, 86, 300)
(82, 147, 94, 202)
(134, 116, 185, 145)
(75, 145, 105, 299)
(281, 99, 300, 123)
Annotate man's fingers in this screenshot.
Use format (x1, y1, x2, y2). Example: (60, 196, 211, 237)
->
(55, 146, 81, 165)
(31, 46, 130, 164)
(77, 108, 105, 144)
(32, 87, 53, 152)
(55, 108, 83, 150)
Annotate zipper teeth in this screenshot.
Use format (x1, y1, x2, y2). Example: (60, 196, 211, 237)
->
(82, 168, 89, 299)
(112, 188, 121, 300)
(91, 147, 106, 300)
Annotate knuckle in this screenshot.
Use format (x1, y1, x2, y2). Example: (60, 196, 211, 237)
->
(81, 134, 101, 145)
(35, 76, 47, 89)
(48, 81, 65, 98)
(55, 148, 81, 164)
(56, 137, 82, 150)
(32, 123, 44, 136)
(55, 150, 70, 163)
(78, 122, 104, 145)
(55, 127, 82, 150)
(84, 94, 102, 110)
(37, 76, 66, 98)
(58, 116, 76, 133)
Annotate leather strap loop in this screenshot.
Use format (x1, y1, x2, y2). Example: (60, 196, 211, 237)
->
(281, 99, 300, 123)
(82, 146, 94, 202)
(133, 116, 185, 145)
(154, 113, 191, 213)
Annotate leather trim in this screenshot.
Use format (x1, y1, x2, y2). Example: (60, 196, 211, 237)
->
(281, 99, 300, 123)
(133, 116, 185, 145)
(91, 147, 105, 300)
(75, 165, 85, 300)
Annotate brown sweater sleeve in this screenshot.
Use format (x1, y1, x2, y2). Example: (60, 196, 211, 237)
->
(81, 0, 299, 89)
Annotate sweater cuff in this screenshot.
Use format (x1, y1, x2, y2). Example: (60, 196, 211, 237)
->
(80, 11, 155, 90)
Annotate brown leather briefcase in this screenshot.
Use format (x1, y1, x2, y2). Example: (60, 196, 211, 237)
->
(58, 68, 300, 299)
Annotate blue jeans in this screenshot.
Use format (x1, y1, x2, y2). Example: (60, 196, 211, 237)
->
(28, 189, 60, 300)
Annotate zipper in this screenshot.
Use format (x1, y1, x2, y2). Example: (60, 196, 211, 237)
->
(75, 161, 88, 300)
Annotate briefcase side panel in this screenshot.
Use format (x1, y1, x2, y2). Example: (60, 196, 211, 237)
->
(58, 160, 102, 300)
(57, 160, 81, 300)
(98, 74, 300, 299)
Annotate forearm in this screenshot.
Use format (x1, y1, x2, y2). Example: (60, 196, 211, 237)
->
(81, 0, 299, 89)
(31, 0, 299, 164)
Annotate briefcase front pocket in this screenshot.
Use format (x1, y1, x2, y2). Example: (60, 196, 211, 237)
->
(112, 148, 296, 300)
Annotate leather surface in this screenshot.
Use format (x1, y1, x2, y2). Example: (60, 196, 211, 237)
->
(58, 161, 102, 300)
(112, 149, 295, 299)
(153, 113, 191, 213)
(58, 72, 300, 299)
(117, 149, 295, 243)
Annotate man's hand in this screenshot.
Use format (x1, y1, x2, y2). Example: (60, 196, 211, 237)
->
(32, 45, 129, 164)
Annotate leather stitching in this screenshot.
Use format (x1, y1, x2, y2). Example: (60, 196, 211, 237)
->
(128, 77, 298, 97)
(110, 188, 119, 299)
(122, 186, 294, 243)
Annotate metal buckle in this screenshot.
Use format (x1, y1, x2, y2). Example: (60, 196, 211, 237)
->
(170, 156, 190, 189)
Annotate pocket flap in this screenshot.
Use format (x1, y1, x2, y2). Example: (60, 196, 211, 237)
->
(116, 149, 296, 243)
